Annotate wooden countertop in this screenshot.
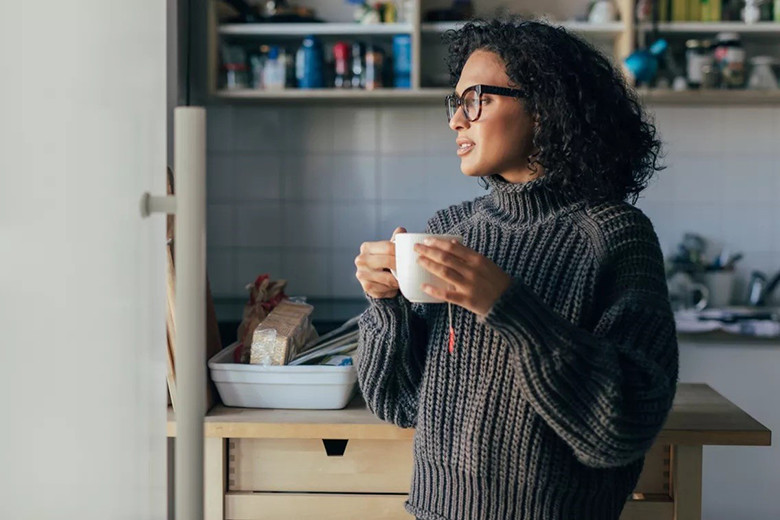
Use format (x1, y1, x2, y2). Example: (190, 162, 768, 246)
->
(167, 383, 771, 446)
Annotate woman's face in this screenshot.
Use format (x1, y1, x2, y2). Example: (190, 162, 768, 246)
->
(450, 50, 542, 183)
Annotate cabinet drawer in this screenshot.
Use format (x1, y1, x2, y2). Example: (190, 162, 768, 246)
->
(228, 438, 414, 493)
(226, 492, 414, 520)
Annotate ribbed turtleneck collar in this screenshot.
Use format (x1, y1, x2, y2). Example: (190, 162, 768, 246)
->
(482, 174, 584, 224)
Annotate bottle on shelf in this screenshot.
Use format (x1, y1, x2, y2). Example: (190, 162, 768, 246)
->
(351, 42, 365, 89)
(295, 35, 324, 89)
(333, 41, 352, 88)
(392, 34, 411, 89)
(263, 46, 286, 90)
(364, 45, 384, 90)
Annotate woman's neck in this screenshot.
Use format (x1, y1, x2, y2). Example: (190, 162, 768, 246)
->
(494, 164, 545, 184)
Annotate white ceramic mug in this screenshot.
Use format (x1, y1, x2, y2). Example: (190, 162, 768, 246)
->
(391, 233, 463, 303)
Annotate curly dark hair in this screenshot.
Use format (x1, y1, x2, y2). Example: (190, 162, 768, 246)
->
(444, 18, 664, 204)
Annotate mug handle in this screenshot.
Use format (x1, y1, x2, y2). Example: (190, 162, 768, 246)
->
(692, 282, 710, 311)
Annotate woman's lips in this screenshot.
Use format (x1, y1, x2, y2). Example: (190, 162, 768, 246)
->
(457, 143, 474, 156)
(457, 139, 475, 156)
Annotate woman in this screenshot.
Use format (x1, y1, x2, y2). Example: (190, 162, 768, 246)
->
(353, 19, 678, 520)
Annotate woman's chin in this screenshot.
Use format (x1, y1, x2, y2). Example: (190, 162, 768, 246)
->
(460, 162, 488, 177)
(459, 157, 479, 176)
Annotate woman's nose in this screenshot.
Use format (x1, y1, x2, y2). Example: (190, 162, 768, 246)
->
(448, 107, 470, 131)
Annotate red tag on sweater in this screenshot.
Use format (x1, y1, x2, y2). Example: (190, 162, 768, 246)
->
(448, 326, 455, 354)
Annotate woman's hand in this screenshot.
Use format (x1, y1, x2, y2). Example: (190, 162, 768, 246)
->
(414, 238, 512, 317)
(354, 227, 406, 299)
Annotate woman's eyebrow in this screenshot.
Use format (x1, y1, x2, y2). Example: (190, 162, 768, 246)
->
(455, 84, 478, 97)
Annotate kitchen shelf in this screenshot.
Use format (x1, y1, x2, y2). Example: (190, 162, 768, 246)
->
(207, 0, 780, 105)
(213, 86, 780, 105)
(421, 20, 626, 36)
(639, 21, 780, 34)
(214, 88, 448, 102)
(208, 0, 637, 97)
(219, 22, 413, 36)
(637, 88, 780, 105)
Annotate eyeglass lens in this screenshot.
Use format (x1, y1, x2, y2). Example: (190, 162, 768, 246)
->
(447, 89, 480, 122)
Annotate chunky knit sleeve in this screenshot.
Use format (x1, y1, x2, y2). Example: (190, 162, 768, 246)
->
(356, 294, 428, 428)
(356, 202, 475, 428)
(479, 207, 679, 468)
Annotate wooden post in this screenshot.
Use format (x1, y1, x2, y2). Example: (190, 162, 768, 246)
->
(204, 437, 227, 520)
(671, 445, 703, 520)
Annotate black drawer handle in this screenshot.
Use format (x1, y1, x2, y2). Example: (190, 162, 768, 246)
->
(321, 439, 349, 456)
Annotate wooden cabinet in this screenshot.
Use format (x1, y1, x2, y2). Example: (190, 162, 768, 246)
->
(168, 383, 770, 520)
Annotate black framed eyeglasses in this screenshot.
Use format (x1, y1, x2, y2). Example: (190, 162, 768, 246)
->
(445, 84, 525, 123)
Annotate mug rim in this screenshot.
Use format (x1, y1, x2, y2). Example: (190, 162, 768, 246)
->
(393, 233, 462, 241)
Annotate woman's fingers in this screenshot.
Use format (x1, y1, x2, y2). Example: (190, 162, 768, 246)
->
(356, 268, 398, 288)
(414, 243, 465, 269)
(420, 283, 466, 306)
(355, 253, 396, 272)
(356, 267, 399, 298)
(391, 226, 407, 240)
(354, 228, 405, 298)
(419, 238, 475, 263)
(360, 240, 394, 256)
(416, 255, 468, 288)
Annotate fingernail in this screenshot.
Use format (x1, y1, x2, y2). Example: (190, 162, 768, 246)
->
(423, 238, 433, 245)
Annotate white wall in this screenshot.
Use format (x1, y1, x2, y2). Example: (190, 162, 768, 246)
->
(678, 340, 780, 520)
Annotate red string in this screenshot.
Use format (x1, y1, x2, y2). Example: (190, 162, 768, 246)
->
(447, 301, 455, 354)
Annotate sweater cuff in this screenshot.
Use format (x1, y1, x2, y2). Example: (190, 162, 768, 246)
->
(477, 277, 537, 332)
(364, 292, 406, 309)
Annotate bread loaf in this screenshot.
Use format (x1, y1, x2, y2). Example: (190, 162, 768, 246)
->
(248, 300, 318, 365)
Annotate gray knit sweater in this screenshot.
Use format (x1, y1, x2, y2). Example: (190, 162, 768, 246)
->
(356, 174, 679, 520)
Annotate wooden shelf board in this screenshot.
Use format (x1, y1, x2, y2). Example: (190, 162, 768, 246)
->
(637, 88, 780, 105)
(219, 22, 412, 36)
(639, 21, 780, 34)
(213, 87, 780, 105)
(213, 88, 449, 102)
(421, 20, 625, 36)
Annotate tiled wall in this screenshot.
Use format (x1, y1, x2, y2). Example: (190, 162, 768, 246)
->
(206, 105, 486, 300)
(637, 106, 780, 303)
(206, 104, 780, 306)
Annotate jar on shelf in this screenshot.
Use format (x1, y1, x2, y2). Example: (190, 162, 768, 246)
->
(220, 43, 249, 90)
(713, 32, 746, 89)
(747, 56, 779, 90)
(685, 39, 714, 89)
(224, 63, 249, 90)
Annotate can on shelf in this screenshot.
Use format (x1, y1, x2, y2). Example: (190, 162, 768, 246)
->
(685, 39, 714, 89)
(713, 32, 746, 89)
